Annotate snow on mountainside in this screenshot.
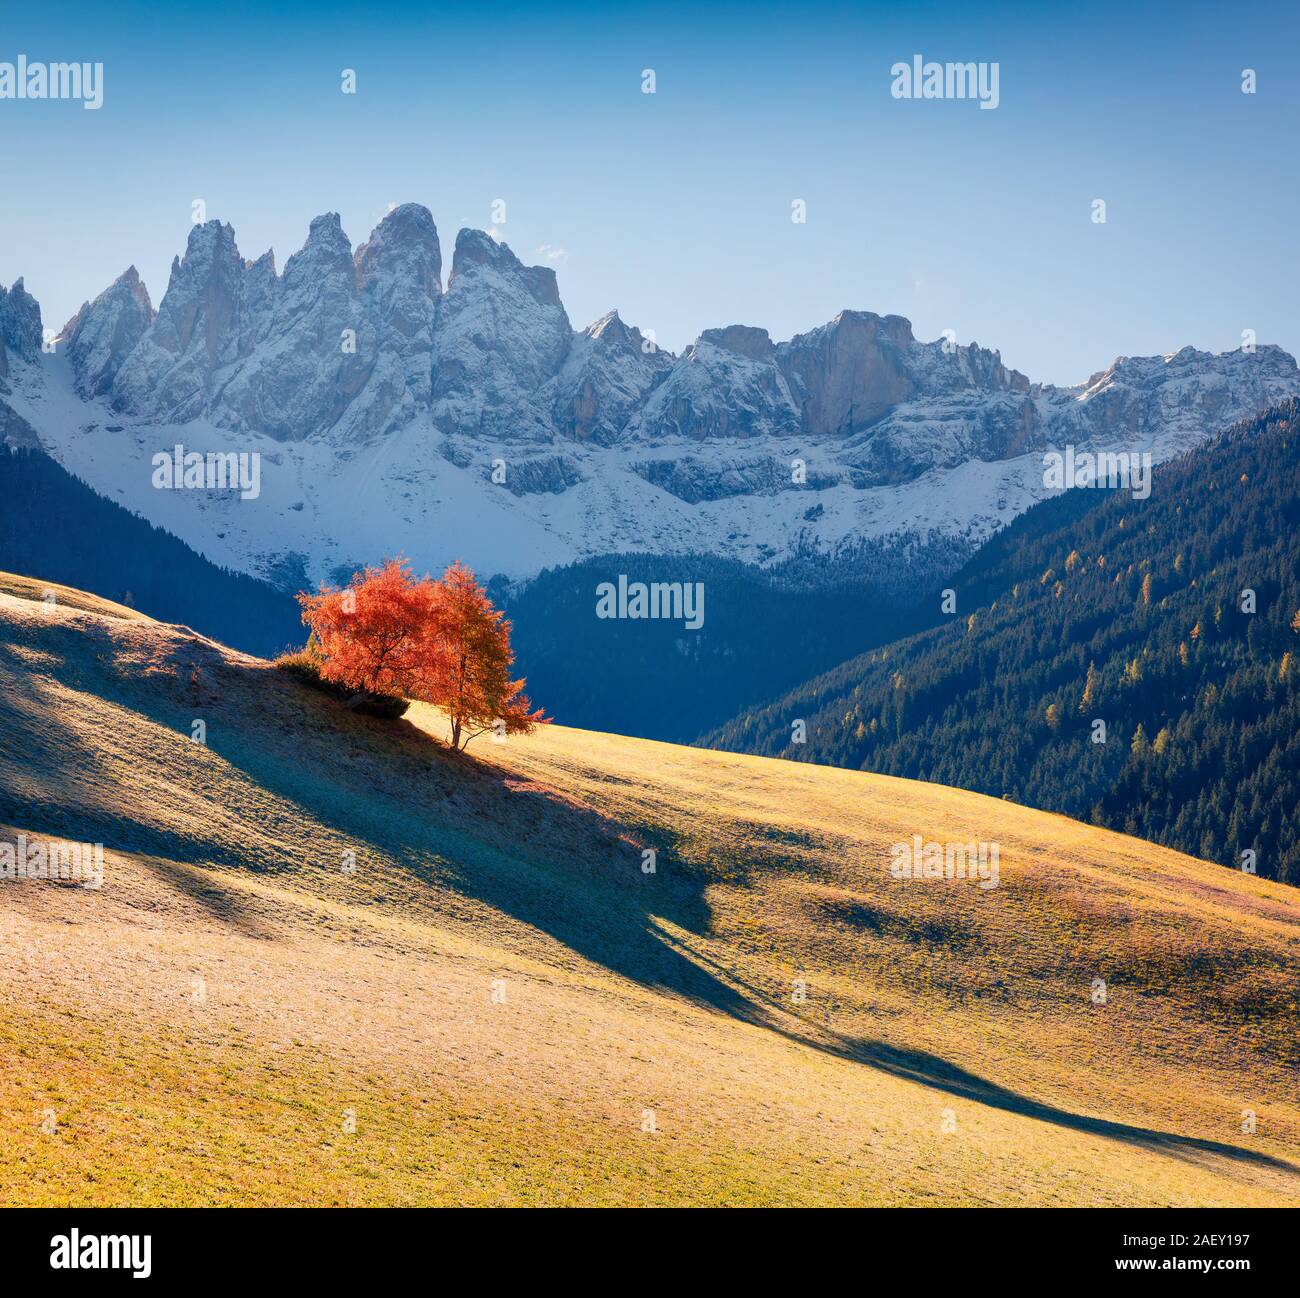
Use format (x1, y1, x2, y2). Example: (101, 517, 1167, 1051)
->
(3, 203, 1299, 592)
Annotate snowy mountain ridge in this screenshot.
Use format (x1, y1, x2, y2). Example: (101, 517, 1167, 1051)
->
(3, 202, 1298, 591)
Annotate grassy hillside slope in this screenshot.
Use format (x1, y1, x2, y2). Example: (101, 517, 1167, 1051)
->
(706, 400, 1300, 883)
(1, 574, 1298, 1206)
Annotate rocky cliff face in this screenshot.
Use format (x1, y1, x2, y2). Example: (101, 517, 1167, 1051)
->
(7, 205, 1300, 591)
(213, 212, 372, 441)
(53, 208, 1300, 483)
(547, 310, 671, 446)
(353, 202, 442, 434)
(61, 267, 154, 398)
(430, 228, 572, 443)
(779, 311, 925, 435)
(0, 278, 44, 386)
(109, 220, 245, 422)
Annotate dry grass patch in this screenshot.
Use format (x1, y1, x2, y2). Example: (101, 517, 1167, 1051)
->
(1, 574, 1297, 1206)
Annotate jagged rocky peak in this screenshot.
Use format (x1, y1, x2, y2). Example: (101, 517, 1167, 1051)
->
(587, 308, 623, 335)
(697, 325, 775, 363)
(107, 219, 248, 422)
(949, 339, 1030, 393)
(585, 308, 638, 347)
(212, 213, 373, 442)
(349, 204, 442, 430)
(580, 308, 670, 359)
(354, 203, 441, 387)
(61, 266, 155, 398)
(1053, 341, 1300, 462)
(163, 220, 244, 359)
(448, 228, 561, 307)
(626, 321, 800, 443)
(103, 207, 451, 440)
(281, 213, 356, 297)
(239, 250, 278, 348)
(549, 309, 673, 445)
(355, 203, 442, 302)
(0, 277, 45, 363)
(1082, 341, 1300, 396)
(431, 229, 572, 441)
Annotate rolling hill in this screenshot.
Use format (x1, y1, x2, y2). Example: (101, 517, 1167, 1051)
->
(708, 400, 1300, 885)
(1, 574, 1298, 1206)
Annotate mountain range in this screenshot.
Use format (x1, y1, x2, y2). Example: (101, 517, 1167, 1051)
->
(4, 203, 1299, 597)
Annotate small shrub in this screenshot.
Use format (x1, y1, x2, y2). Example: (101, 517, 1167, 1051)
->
(274, 642, 409, 719)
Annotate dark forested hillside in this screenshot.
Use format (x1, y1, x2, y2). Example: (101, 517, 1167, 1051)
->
(0, 447, 302, 656)
(499, 553, 934, 743)
(707, 400, 1300, 884)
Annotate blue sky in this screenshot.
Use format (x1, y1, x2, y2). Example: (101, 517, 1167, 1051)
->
(1, 0, 1296, 385)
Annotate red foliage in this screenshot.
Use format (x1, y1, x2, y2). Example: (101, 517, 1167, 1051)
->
(297, 557, 547, 750)
(434, 560, 547, 750)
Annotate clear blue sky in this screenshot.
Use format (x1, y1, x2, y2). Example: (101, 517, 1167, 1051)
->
(1, 0, 1296, 385)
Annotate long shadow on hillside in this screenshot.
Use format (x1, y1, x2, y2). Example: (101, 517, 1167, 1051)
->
(6, 621, 1293, 1179)
(830, 1036, 1297, 1174)
(0, 621, 764, 1022)
(663, 932, 1299, 1176)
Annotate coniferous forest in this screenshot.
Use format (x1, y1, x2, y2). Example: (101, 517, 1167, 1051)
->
(707, 400, 1300, 884)
(500, 551, 931, 743)
(0, 447, 301, 656)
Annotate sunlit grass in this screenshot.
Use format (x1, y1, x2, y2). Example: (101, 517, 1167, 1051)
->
(1, 573, 1297, 1206)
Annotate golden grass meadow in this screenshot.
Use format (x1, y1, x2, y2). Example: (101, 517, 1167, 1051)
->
(1, 573, 1297, 1206)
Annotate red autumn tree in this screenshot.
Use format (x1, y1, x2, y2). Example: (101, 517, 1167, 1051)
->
(434, 560, 547, 750)
(297, 558, 441, 704)
(297, 557, 546, 750)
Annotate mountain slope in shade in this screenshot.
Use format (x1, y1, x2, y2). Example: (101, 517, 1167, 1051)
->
(1, 207, 1297, 593)
(1, 577, 1298, 1205)
(706, 400, 1300, 884)
(499, 551, 931, 743)
(0, 447, 300, 657)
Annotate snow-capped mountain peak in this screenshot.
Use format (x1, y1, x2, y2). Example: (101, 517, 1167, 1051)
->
(5, 205, 1299, 594)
